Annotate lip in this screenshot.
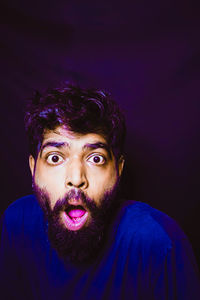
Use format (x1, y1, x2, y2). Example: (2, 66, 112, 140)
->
(62, 210, 89, 231)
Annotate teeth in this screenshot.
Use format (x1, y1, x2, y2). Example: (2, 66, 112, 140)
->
(73, 217, 81, 222)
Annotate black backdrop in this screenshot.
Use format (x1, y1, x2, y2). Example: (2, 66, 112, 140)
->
(1, 1, 200, 266)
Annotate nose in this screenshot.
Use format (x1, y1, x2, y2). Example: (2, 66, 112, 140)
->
(66, 157, 88, 190)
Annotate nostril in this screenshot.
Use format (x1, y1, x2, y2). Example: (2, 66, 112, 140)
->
(67, 181, 86, 188)
(78, 182, 85, 188)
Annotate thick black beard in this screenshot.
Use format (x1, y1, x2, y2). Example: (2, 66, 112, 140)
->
(33, 181, 121, 265)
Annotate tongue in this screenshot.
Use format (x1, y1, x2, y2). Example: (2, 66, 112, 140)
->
(68, 209, 86, 218)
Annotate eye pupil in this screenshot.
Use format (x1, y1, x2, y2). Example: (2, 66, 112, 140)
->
(52, 155, 59, 162)
(93, 156, 100, 163)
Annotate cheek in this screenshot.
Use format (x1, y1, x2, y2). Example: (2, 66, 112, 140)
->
(34, 165, 66, 201)
(88, 167, 118, 197)
(35, 164, 63, 184)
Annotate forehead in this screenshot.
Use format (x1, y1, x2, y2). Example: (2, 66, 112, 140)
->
(41, 127, 108, 149)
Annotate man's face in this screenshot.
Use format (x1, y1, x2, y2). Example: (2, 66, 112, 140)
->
(29, 126, 124, 262)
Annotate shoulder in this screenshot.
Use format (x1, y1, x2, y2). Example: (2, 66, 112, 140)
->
(2, 195, 43, 232)
(116, 201, 189, 257)
(4, 194, 40, 216)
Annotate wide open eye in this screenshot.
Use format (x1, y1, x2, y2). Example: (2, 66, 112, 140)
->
(46, 154, 64, 165)
(87, 154, 105, 165)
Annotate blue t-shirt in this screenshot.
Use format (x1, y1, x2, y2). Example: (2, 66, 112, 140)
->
(0, 195, 200, 300)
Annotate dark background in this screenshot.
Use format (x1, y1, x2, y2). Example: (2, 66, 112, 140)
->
(1, 1, 200, 266)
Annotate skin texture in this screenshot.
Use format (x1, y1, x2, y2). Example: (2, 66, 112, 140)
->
(29, 126, 124, 231)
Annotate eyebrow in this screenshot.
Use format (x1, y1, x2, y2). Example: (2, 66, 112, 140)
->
(40, 141, 112, 158)
(40, 142, 67, 156)
(83, 142, 112, 158)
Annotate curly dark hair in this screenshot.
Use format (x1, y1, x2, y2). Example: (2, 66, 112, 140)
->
(24, 83, 126, 160)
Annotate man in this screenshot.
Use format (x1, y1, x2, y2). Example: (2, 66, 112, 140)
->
(0, 83, 199, 300)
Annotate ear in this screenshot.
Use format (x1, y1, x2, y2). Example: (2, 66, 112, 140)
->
(29, 155, 35, 176)
(118, 155, 125, 177)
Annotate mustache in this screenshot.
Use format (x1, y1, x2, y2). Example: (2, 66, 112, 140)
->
(50, 189, 98, 215)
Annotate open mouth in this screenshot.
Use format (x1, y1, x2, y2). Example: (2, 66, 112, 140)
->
(62, 205, 89, 231)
